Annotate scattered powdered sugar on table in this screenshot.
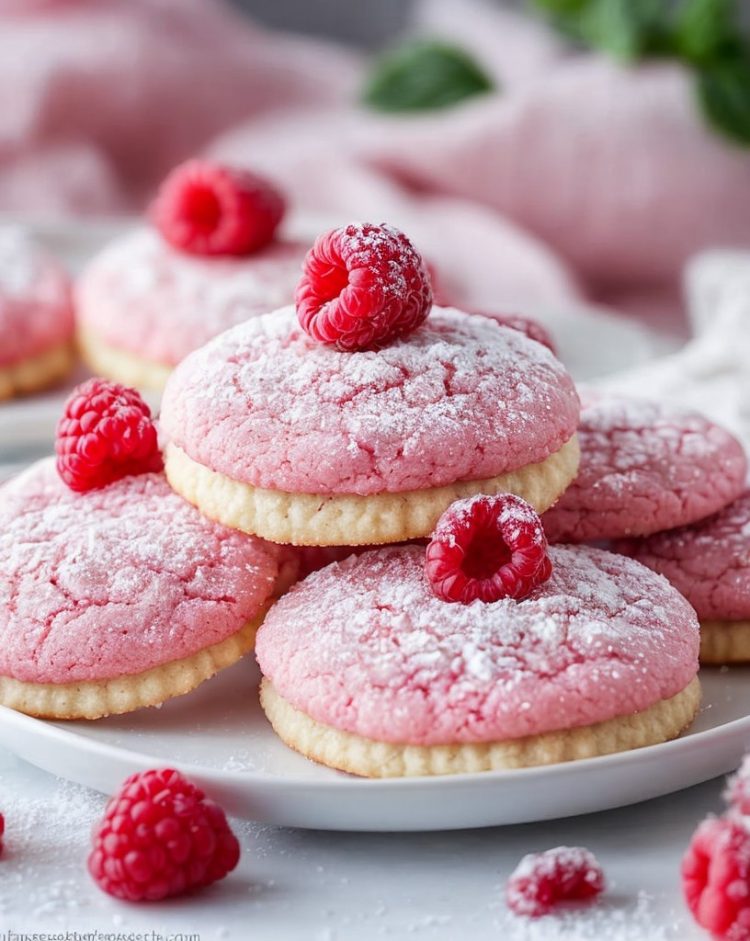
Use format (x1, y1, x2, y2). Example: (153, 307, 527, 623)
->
(495, 891, 682, 940)
(0, 774, 103, 921)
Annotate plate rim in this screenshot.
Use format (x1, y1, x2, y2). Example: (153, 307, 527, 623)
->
(1, 691, 747, 795)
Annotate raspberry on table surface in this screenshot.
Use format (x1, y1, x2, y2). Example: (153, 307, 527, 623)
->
(506, 846, 605, 918)
(88, 768, 240, 902)
(682, 815, 750, 939)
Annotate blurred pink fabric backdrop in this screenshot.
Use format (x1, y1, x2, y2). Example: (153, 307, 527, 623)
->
(2, 0, 750, 326)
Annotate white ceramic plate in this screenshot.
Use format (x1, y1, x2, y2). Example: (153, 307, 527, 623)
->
(0, 216, 716, 833)
(0, 662, 746, 831)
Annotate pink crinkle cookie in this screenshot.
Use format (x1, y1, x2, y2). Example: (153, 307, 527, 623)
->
(617, 492, 750, 664)
(0, 226, 74, 399)
(76, 227, 308, 390)
(543, 391, 747, 543)
(256, 544, 701, 776)
(160, 305, 581, 547)
(0, 458, 280, 719)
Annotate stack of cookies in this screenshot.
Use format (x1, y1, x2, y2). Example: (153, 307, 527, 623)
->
(0, 227, 75, 401)
(2, 159, 747, 779)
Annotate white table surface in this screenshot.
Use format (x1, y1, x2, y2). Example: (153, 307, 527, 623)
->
(0, 744, 724, 939)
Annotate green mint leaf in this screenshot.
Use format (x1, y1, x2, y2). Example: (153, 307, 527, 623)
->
(577, 0, 672, 61)
(531, 0, 750, 147)
(531, 0, 589, 14)
(673, 0, 742, 65)
(697, 56, 750, 145)
(363, 40, 494, 113)
(531, 0, 671, 58)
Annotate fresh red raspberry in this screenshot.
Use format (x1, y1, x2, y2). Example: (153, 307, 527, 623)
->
(0, 811, 4, 857)
(682, 815, 750, 939)
(295, 222, 433, 351)
(425, 494, 552, 604)
(152, 159, 285, 257)
(88, 768, 240, 902)
(725, 756, 750, 815)
(475, 311, 557, 354)
(56, 378, 162, 492)
(506, 846, 605, 918)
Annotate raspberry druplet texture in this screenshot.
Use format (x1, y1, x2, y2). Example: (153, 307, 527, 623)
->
(56, 377, 163, 492)
(682, 816, 750, 939)
(726, 755, 750, 815)
(88, 768, 240, 902)
(506, 846, 605, 918)
(425, 493, 552, 604)
(477, 311, 557, 354)
(152, 159, 285, 257)
(295, 222, 433, 351)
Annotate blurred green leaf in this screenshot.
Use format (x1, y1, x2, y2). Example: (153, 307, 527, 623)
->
(531, 0, 671, 58)
(577, 0, 672, 60)
(363, 40, 494, 113)
(531, 0, 589, 14)
(673, 0, 742, 65)
(697, 55, 750, 145)
(531, 0, 750, 147)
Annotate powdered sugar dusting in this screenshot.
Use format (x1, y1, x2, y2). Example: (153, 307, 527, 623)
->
(339, 222, 413, 301)
(0, 227, 39, 296)
(256, 544, 699, 745)
(0, 458, 278, 684)
(161, 305, 579, 495)
(506, 846, 604, 917)
(543, 390, 747, 543)
(619, 490, 750, 620)
(76, 227, 307, 365)
(0, 225, 73, 366)
(0, 774, 103, 923)
(497, 890, 678, 940)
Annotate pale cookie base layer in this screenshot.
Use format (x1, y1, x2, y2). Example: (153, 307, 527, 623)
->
(164, 435, 580, 547)
(0, 610, 266, 720)
(700, 619, 750, 664)
(77, 325, 172, 392)
(260, 676, 701, 777)
(0, 341, 75, 401)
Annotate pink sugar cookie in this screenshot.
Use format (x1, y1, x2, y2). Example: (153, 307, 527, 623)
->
(543, 392, 747, 543)
(0, 227, 74, 398)
(0, 459, 280, 719)
(76, 227, 308, 389)
(256, 544, 700, 776)
(160, 305, 580, 546)
(617, 492, 750, 621)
